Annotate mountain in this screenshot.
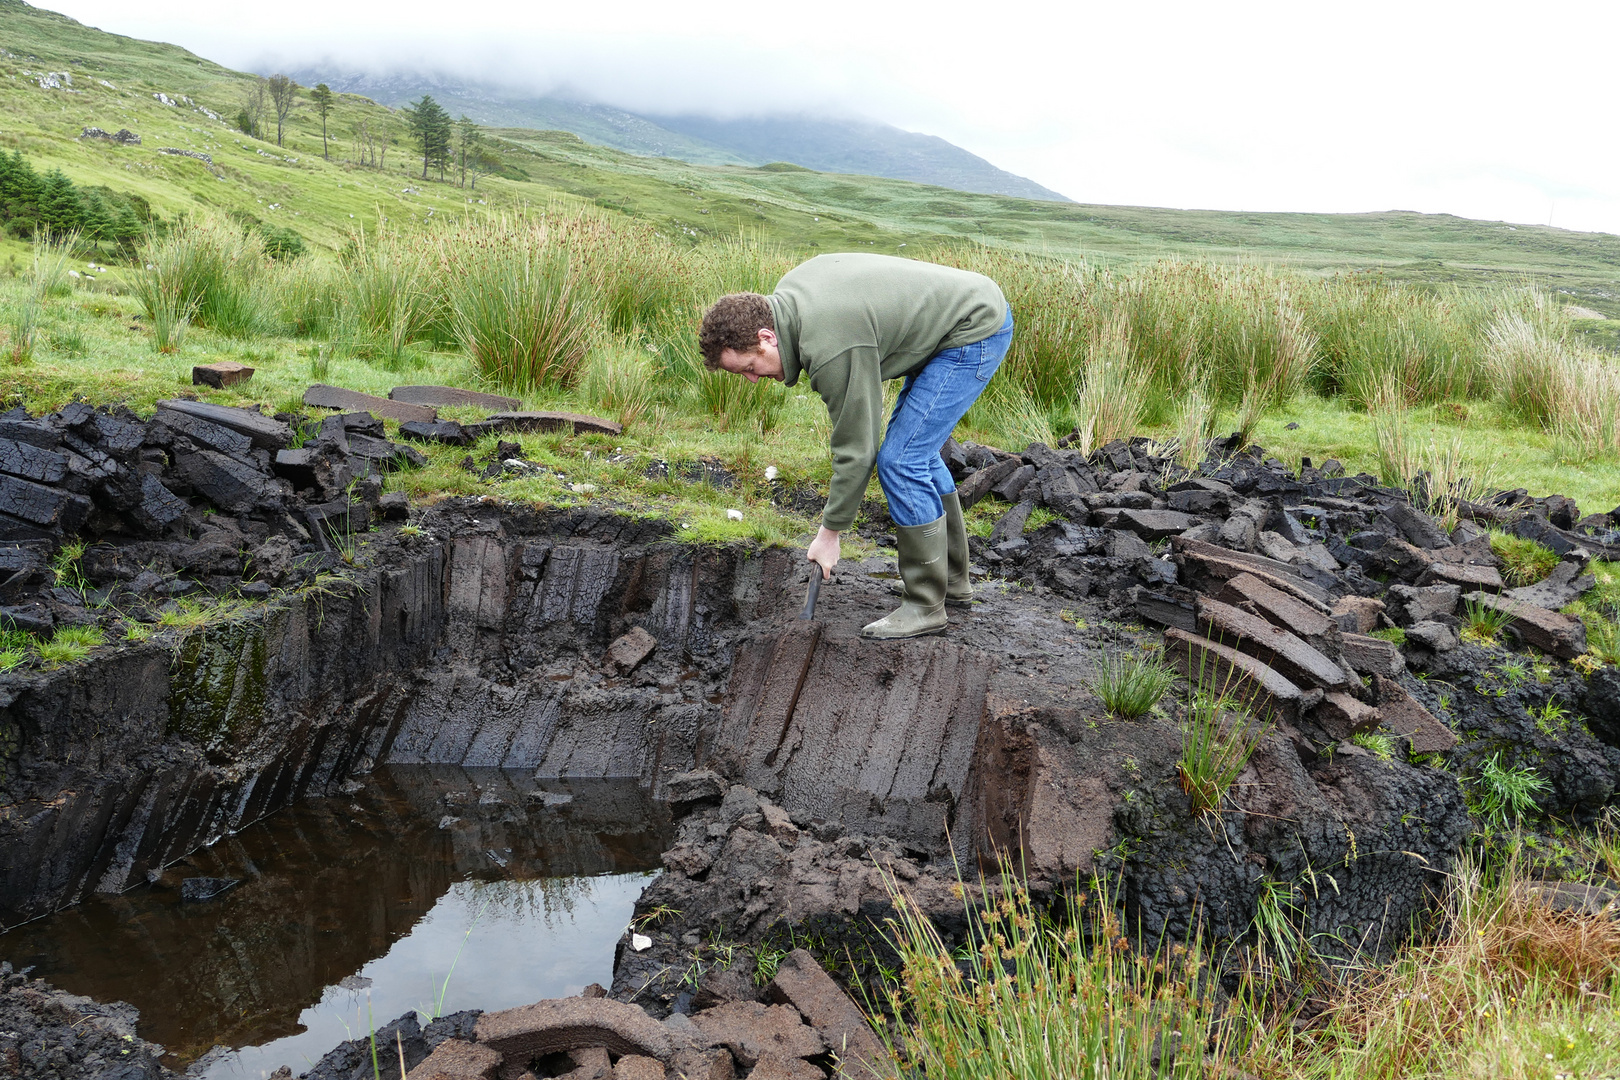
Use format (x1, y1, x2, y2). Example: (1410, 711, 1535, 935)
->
(283, 70, 1071, 202)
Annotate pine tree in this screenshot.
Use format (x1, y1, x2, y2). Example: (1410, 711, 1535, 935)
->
(404, 95, 452, 181)
(37, 170, 82, 235)
(0, 151, 43, 234)
(308, 83, 335, 161)
(79, 189, 115, 242)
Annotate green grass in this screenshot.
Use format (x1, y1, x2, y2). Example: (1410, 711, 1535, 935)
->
(34, 624, 104, 666)
(1351, 729, 1396, 761)
(1490, 532, 1560, 587)
(6, 0, 1620, 319)
(1462, 595, 1519, 645)
(874, 858, 1218, 1080)
(1469, 752, 1550, 828)
(1087, 650, 1175, 719)
(1178, 690, 1269, 816)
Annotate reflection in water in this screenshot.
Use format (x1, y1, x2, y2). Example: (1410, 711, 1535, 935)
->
(0, 767, 670, 1079)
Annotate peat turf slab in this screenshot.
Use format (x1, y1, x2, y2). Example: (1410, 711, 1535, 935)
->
(303, 384, 438, 424)
(390, 385, 522, 411)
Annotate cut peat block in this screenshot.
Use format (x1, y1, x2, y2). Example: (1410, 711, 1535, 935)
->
(1461, 591, 1588, 659)
(1163, 627, 1305, 723)
(390, 385, 522, 411)
(191, 361, 254, 389)
(474, 412, 623, 438)
(1194, 594, 1348, 691)
(303, 384, 437, 424)
(155, 400, 290, 450)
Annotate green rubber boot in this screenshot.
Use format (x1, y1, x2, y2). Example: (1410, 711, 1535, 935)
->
(942, 490, 973, 607)
(889, 492, 974, 607)
(862, 514, 949, 640)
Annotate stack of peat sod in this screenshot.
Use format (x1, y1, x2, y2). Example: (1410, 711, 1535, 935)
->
(0, 400, 424, 635)
(289, 946, 887, 1080)
(947, 432, 1620, 797)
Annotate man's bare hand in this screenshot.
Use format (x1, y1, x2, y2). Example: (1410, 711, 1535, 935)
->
(806, 526, 841, 580)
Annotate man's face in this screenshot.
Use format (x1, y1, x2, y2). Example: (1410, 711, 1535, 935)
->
(716, 328, 784, 383)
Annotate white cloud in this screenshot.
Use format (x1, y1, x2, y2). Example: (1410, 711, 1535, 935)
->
(39, 0, 1620, 233)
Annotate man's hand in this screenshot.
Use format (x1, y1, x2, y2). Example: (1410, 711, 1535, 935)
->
(806, 526, 841, 580)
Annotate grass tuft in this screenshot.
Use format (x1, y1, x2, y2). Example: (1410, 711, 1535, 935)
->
(1470, 752, 1549, 827)
(1490, 531, 1559, 587)
(1087, 650, 1174, 719)
(874, 856, 1218, 1080)
(1461, 594, 1518, 644)
(1178, 689, 1270, 815)
(34, 624, 105, 667)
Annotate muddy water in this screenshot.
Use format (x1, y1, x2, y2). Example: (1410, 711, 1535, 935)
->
(0, 766, 671, 1079)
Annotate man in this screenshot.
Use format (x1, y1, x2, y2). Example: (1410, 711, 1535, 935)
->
(698, 252, 1014, 640)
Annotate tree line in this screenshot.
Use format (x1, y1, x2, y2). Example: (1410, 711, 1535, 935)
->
(0, 150, 152, 248)
(237, 74, 507, 189)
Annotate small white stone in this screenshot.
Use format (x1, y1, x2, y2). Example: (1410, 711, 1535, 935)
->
(727, 509, 744, 521)
(631, 933, 653, 952)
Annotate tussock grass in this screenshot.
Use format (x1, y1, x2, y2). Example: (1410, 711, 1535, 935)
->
(1241, 847, 1620, 1080)
(134, 217, 275, 339)
(29, 232, 80, 300)
(34, 624, 105, 667)
(1088, 649, 1175, 718)
(1462, 594, 1518, 645)
(1178, 689, 1270, 815)
(875, 859, 1218, 1080)
(448, 240, 592, 390)
(1072, 310, 1150, 455)
(1490, 532, 1560, 587)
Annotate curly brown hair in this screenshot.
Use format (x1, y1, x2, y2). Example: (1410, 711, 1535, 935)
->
(698, 293, 774, 370)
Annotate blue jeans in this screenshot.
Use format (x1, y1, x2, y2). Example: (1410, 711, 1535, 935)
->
(876, 309, 1014, 526)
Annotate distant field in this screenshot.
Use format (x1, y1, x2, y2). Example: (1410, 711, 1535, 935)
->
(3, 0, 1620, 317)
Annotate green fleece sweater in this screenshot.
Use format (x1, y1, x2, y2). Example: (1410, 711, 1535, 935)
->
(766, 253, 1007, 531)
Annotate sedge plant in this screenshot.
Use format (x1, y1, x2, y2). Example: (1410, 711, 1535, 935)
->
(874, 855, 1221, 1080)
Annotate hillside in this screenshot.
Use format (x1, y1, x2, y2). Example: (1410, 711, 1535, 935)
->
(2, 0, 1620, 317)
(282, 69, 1070, 202)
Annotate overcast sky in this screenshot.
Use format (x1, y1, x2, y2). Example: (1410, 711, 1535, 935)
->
(39, 0, 1620, 234)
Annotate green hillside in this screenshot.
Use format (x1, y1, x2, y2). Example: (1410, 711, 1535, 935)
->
(4, 0, 1620, 316)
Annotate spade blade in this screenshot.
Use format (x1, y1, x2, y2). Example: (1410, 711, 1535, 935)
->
(799, 572, 821, 620)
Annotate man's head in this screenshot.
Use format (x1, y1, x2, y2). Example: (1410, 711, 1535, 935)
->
(699, 293, 784, 382)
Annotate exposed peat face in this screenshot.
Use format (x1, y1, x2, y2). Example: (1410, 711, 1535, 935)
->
(2, 401, 1616, 1079)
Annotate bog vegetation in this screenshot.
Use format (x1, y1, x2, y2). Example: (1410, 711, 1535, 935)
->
(31, 205, 1615, 508)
